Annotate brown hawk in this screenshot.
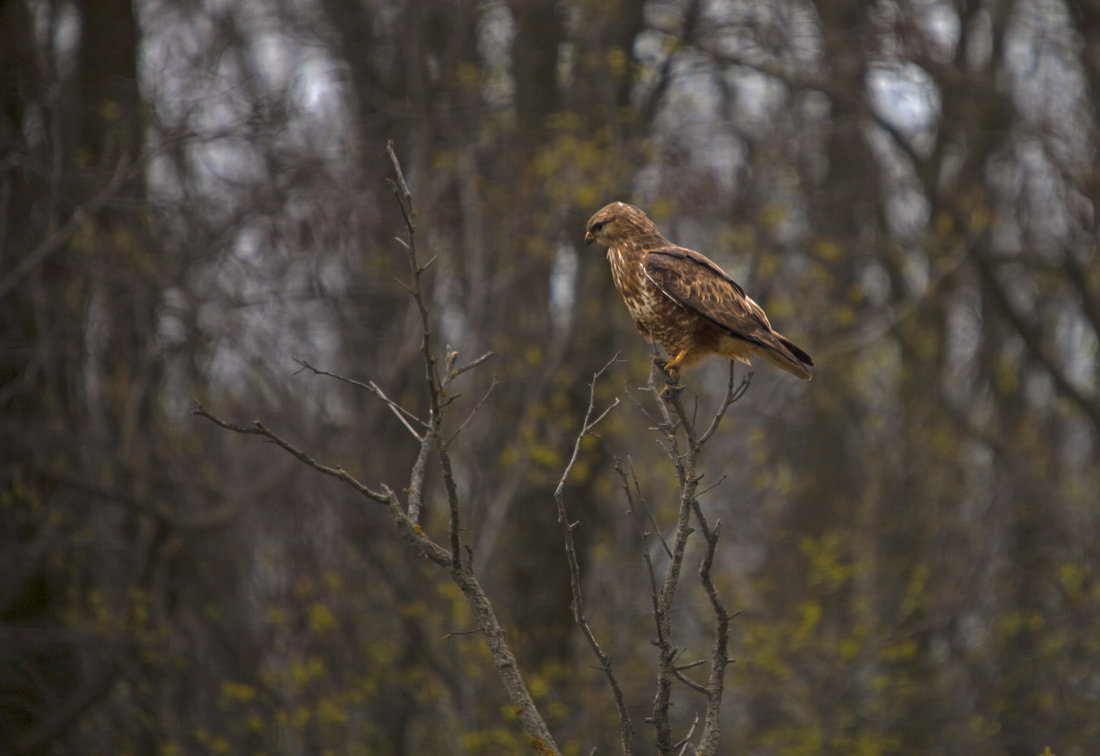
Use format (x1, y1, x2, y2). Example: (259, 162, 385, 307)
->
(585, 202, 813, 380)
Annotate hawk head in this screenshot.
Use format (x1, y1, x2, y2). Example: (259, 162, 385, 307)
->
(585, 202, 659, 247)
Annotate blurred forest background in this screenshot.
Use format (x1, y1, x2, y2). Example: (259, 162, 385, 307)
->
(3, 0, 1100, 753)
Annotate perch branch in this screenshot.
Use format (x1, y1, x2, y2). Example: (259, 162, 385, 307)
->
(641, 362, 746, 755)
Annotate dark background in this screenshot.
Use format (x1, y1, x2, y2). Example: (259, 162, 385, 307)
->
(3, 0, 1099, 752)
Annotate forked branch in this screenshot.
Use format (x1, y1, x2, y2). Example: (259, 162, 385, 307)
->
(553, 356, 632, 755)
(196, 144, 559, 755)
(642, 363, 747, 755)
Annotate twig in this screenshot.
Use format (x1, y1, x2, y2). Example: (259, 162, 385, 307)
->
(674, 714, 701, 756)
(554, 355, 633, 755)
(674, 658, 706, 673)
(442, 628, 482, 640)
(446, 350, 496, 387)
(385, 141, 415, 229)
(696, 364, 752, 449)
(672, 668, 709, 696)
(616, 456, 665, 642)
(446, 379, 499, 445)
(192, 404, 391, 504)
(695, 475, 728, 500)
(624, 456, 674, 560)
(294, 359, 426, 440)
(191, 403, 454, 571)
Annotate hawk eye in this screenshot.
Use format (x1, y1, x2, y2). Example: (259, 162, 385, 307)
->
(591, 221, 605, 232)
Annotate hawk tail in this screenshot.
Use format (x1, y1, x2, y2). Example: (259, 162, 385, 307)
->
(758, 334, 814, 381)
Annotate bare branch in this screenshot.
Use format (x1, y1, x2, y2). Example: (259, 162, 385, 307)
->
(626, 456, 674, 560)
(616, 456, 666, 606)
(438, 447, 463, 569)
(442, 628, 482, 640)
(192, 403, 390, 504)
(446, 379, 499, 446)
(406, 432, 433, 524)
(447, 350, 496, 385)
(385, 141, 415, 229)
(672, 667, 709, 696)
(696, 475, 728, 500)
(697, 364, 752, 449)
(674, 715, 701, 756)
(554, 355, 633, 755)
(191, 405, 454, 567)
(294, 359, 426, 440)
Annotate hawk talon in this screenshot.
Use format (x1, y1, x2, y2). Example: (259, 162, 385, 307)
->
(657, 355, 684, 401)
(653, 356, 681, 381)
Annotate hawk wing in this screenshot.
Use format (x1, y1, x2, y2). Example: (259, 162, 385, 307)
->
(643, 245, 814, 371)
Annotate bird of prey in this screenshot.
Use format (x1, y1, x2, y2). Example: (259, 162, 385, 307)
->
(585, 202, 813, 380)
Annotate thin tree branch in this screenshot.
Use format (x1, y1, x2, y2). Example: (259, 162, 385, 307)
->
(616, 456, 666, 607)
(406, 431, 434, 525)
(554, 355, 633, 755)
(386, 143, 557, 752)
(673, 714, 701, 756)
(193, 404, 391, 504)
(446, 350, 496, 387)
(672, 667, 709, 696)
(446, 379, 499, 446)
(697, 364, 752, 449)
(630, 455, 675, 559)
(385, 140, 466, 570)
(294, 359, 426, 440)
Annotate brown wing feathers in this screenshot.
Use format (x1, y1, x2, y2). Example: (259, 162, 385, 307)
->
(644, 246, 814, 375)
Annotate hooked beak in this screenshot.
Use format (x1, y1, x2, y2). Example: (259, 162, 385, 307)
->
(584, 231, 595, 246)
